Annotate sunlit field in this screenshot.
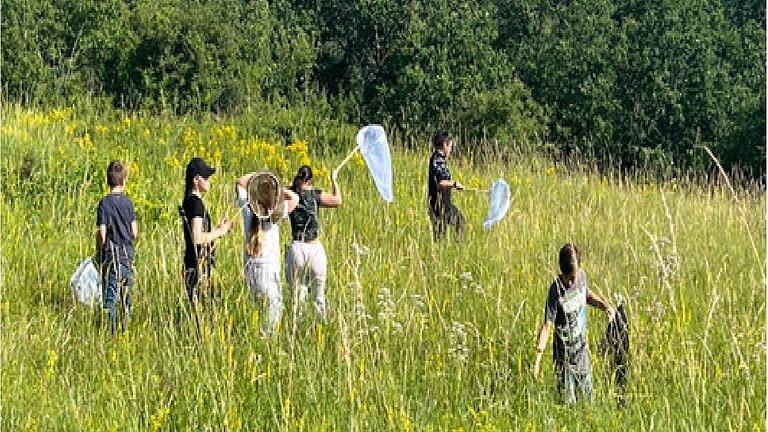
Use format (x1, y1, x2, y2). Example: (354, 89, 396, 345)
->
(2, 105, 765, 431)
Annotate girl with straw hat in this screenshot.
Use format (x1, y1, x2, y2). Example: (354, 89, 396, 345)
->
(235, 171, 299, 334)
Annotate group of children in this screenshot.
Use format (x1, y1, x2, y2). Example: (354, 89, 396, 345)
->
(94, 129, 618, 404)
(96, 158, 341, 336)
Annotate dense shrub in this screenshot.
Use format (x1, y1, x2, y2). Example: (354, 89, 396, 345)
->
(2, 0, 764, 175)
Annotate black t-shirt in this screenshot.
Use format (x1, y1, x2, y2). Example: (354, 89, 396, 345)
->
(289, 189, 322, 241)
(181, 194, 212, 269)
(428, 150, 452, 214)
(96, 192, 136, 266)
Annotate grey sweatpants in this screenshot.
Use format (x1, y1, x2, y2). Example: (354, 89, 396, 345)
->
(285, 241, 327, 320)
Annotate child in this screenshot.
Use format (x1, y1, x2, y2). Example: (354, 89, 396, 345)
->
(533, 243, 615, 403)
(181, 157, 233, 306)
(427, 129, 465, 241)
(286, 165, 341, 321)
(235, 171, 298, 334)
(96, 160, 138, 332)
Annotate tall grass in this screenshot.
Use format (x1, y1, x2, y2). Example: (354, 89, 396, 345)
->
(2, 104, 765, 431)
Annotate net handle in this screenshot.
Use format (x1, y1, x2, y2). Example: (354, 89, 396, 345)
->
(334, 144, 361, 172)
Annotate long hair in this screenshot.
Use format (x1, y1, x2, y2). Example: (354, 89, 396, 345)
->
(291, 165, 313, 193)
(246, 219, 267, 257)
(245, 172, 283, 257)
(184, 172, 195, 197)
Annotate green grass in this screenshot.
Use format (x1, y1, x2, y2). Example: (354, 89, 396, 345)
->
(2, 104, 765, 431)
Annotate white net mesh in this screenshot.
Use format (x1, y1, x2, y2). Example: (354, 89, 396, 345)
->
(483, 179, 510, 230)
(356, 125, 393, 203)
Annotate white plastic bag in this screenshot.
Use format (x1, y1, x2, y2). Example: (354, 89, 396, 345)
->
(69, 257, 102, 307)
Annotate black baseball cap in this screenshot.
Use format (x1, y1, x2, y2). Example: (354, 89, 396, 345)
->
(186, 157, 216, 181)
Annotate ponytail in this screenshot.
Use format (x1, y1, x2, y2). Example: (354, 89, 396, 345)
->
(184, 172, 194, 197)
(291, 165, 313, 193)
(246, 218, 267, 257)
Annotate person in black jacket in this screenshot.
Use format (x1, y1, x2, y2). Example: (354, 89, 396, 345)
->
(428, 129, 465, 241)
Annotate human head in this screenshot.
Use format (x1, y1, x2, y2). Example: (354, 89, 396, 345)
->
(558, 243, 581, 286)
(432, 129, 453, 157)
(106, 160, 128, 188)
(291, 165, 313, 192)
(185, 157, 216, 195)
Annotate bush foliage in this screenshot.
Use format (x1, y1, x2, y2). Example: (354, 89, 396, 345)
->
(3, 0, 764, 174)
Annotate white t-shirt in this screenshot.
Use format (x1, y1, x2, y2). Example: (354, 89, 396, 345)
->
(236, 185, 288, 267)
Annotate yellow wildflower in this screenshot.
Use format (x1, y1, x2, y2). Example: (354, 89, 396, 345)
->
(150, 405, 170, 432)
(353, 151, 365, 168)
(287, 140, 309, 155)
(44, 349, 58, 379)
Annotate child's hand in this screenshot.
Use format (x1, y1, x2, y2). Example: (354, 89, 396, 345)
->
(217, 219, 233, 235)
(606, 305, 616, 322)
(533, 356, 542, 379)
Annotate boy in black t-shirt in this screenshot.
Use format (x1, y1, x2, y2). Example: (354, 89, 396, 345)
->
(96, 160, 138, 332)
(181, 157, 232, 305)
(428, 129, 465, 241)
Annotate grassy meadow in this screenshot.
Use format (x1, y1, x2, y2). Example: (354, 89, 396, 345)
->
(2, 105, 765, 431)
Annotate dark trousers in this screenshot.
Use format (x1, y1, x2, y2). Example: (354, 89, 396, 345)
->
(430, 204, 466, 242)
(184, 265, 214, 306)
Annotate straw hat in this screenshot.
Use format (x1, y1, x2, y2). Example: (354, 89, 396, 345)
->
(247, 171, 284, 222)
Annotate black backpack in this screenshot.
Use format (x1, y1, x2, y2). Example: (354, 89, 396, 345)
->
(600, 303, 629, 406)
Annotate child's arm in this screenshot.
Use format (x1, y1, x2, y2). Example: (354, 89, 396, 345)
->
(236, 173, 255, 189)
(587, 290, 616, 321)
(95, 225, 107, 262)
(320, 169, 342, 208)
(131, 220, 138, 239)
(433, 157, 464, 190)
(438, 179, 465, 190)
(283, 188, 299, 213)
(190, 217, 231, 245)
(533, 321, 552, 378)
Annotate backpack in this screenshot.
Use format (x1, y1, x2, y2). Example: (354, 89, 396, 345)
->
(600, 303, 630, 405)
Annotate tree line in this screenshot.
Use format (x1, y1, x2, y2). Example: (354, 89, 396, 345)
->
(3, 0, 765, 175)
